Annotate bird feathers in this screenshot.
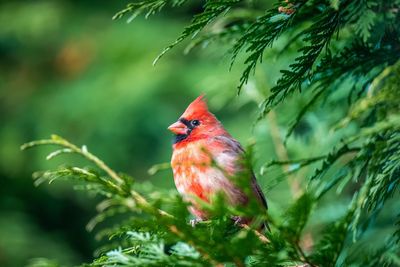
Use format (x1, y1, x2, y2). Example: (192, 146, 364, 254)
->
(170, 95, 267, 226)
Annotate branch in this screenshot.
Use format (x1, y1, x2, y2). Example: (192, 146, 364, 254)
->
(21, 134, 269, 266)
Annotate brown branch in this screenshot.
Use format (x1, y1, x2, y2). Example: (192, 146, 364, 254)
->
(240, 224, 269, 244)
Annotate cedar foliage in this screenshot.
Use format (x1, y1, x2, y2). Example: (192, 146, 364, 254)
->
(24, 0, 400, 266)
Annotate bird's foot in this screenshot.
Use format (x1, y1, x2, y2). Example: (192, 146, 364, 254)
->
(231, 216, 244, 226)
(189, 218, 203, 227)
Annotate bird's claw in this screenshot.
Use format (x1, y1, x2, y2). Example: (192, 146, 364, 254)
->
(231, 216, 243, 226)
(189, 218, 202, 227)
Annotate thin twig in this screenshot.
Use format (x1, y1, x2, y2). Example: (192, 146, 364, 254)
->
(240, 224, 270, 244)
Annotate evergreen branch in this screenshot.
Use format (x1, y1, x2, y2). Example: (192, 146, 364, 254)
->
(281, 193, 314, 243)
(113, 0, 187, 21)
(21, 134, 125, 186)
(94, 232, 205, 266)
(262, 155, 327, 171)
(309, 145, 360, 182)
(153, 0, 242, 65)
(309, 210, 353, 267)
(283, 41, 400, 139)
(259, 5, 342, 118)
(22, 135, 173, 218)
(21, 135, 271, 266)
(148, 162, 171, 175)
(352, 0, 378, 42)
(21, 135, 227, 265)
(309, 167, 380, 267)
(232, 0, 307, 94)
(345, 237, 400, 266)
(183, 15, 248, 55)
(350, 130, 400, 237)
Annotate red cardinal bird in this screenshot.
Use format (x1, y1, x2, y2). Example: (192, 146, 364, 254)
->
(168, 95, 267, 228)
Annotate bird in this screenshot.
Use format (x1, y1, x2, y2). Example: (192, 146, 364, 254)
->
(168, 95, 268, 229)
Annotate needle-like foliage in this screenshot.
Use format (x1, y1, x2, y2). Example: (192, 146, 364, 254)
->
(24, 0, 400, 266)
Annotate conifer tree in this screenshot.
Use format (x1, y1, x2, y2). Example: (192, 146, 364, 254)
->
(25, 1, 400, 266)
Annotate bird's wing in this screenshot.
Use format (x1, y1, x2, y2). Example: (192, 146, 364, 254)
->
(209, 135, 268, 210)
(251, 172, 268, 209)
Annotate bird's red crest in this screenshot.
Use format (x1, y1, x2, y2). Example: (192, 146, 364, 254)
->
(170, 94, 227, 146)
(181, 95, 210, 120)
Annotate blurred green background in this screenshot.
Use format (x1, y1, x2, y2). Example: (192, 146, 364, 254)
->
(0, 1, 255, 265)
(1, 1, 397, 266)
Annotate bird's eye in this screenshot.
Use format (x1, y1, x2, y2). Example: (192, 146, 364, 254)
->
(191, 120, 200, 127)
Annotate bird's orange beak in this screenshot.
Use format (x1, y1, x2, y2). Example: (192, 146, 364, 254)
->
(168, 121, 187, 135)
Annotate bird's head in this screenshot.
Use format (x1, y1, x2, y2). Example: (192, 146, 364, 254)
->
(168, 95, 227, 144)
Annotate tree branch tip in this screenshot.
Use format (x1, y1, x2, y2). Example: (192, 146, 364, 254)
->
(20, 139, 52, 150)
